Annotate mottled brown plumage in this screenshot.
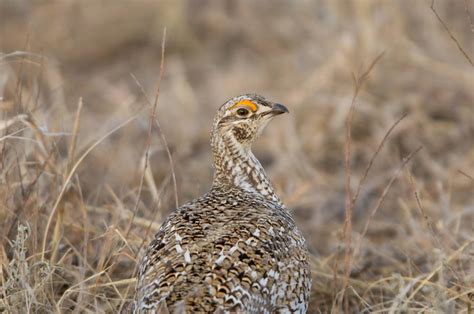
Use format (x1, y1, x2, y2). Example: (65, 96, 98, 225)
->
(135, 94, 311, 313)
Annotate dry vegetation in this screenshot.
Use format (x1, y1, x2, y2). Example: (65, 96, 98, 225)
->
(1, 1, 473, 313)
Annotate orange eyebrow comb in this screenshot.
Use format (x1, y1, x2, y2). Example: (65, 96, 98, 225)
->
(230, 99, 258, 112)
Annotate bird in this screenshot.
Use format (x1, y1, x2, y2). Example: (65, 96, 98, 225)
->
(134, 94, 311, 313)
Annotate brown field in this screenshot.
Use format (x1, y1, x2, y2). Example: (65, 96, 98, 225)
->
(1, 1, 473, 313)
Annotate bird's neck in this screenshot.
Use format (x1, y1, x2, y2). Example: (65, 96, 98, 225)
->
(211, 134, 282, 205)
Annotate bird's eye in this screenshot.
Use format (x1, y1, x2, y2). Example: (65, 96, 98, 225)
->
(236, 108, 250, 117)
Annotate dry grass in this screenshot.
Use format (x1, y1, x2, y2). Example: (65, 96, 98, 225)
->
(1, 1, 473, 313)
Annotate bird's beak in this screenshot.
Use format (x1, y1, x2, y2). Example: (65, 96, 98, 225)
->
(270, 103, 289, 115)
(259, 103, 289, 119)
(261, 104, 289, 118)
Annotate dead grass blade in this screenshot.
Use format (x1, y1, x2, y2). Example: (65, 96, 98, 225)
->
(402, 239, 473, 307)
(67, 97, 84, 173)
(41, 114, 139, 261)
(0, 115, 29, 132)
(56, 269, 109, 311)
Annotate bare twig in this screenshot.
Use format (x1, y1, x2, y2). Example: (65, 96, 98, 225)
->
(354, 146, 423, 257)
(120, 29, 172, 312)
(352, 113, 408, 205)
(151, 28, 179, 209)
(341, 52, 385, 311)
(408, 171, 444, 249)
(430, 0, 474, 66)
(457, 169, 474, 181)
(464, 0, 474, 33)
(126, 28, 175, 238)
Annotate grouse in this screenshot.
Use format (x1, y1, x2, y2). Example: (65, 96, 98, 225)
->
(135, 94, 311, 313)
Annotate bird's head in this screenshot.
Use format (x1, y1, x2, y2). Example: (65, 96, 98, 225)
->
(212, 94, 289, 148)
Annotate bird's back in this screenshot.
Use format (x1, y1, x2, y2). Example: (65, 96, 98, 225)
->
(135, 186, 311, 313)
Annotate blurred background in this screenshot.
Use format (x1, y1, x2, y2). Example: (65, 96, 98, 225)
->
(1, 1, 473, 312)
